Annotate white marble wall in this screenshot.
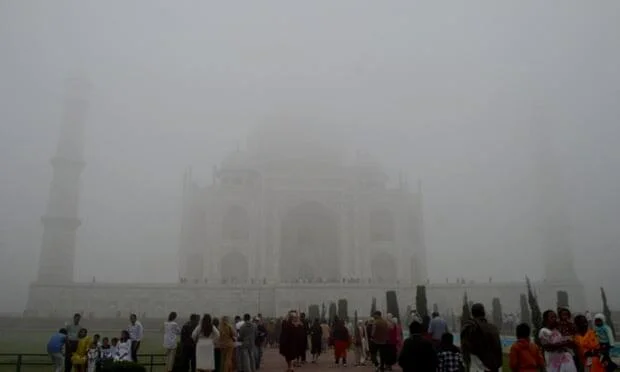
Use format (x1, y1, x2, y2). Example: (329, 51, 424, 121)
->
(26, 280, 586, 319)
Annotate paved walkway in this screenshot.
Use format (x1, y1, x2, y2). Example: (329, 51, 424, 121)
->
(258, 347, 401, 371)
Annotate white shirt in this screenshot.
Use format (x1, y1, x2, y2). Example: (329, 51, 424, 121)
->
(163, 321, 181, 349)
(128, 321, 144, 341)
(236, 321, 244, 331)
(115, 340, 133, 362)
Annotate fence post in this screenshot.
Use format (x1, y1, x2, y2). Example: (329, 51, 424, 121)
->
(149, 354, 154, 372)
(16, 354, 22, 372)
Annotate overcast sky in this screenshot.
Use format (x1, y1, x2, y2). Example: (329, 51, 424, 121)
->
(1, 1, 619, 312)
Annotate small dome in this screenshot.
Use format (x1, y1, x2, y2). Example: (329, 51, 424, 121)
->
(221, 151, 251, 170)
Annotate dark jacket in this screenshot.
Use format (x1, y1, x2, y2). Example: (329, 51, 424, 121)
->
(460, 318, 502, 371)
(238, 322, 257, 350)
(398, 334, 438, 372)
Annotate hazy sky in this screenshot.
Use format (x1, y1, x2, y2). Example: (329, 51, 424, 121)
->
(1, 1, 619, 312)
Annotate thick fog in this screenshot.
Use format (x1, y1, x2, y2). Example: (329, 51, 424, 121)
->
(1, 1, 619, 313)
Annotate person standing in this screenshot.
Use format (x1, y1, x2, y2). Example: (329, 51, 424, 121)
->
(280, 310, 304, 372)
(47, 328, 68, 372)
(163, 312, 182, 372)
(428, 312, 449, 348)
(65, 313, 83, 372)
(181, 314, 201, 372)
(192, 314, 220, 372)
(371, 311, 389, 372)
(320, 320, 331, 353)
(127, 313, 144, 362)
(254, 317, 267, 370)
(298, 312, 309, 365)
(460, 303, 503, 372)
(539, 310, 577, 372)
(573, 315, 605, 372)
(238, 314, 257, 372)
(353, 320, 368, 366)
(218, 316, 236, 372)
(398, 320, 437, 372)
(309, 319, 323, 363)
(331, 317, 351, 367)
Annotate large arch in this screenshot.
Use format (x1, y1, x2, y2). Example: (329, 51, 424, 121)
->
(369, 208, 395, 242)
(222, 205, 250, 240)
(371, 253, 397, 283)
(220, 251, 249, 284)
(280, 201, 340, 282)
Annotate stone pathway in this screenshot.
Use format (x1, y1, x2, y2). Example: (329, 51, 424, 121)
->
(258, 348, 401, 372)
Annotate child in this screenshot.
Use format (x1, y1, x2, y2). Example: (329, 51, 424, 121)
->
(437, 333, 463, 372)
(100, 337, 113, 361)
(115, 331, 133, 362)
(594, 314, 616, 369)
(93, 334, 101, 347)
(509, 323, 545, 372)
(87, 342, 99, 372)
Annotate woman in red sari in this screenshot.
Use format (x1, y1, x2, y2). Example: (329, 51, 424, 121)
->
(574, 315, 604, 372)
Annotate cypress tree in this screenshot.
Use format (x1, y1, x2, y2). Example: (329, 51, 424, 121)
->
(308, 304, 320, 321)
(526, 277, 542, 344)
(320, 303, 327, 323)
(415, 285, 429, 318)
(461, 292, 471, 325)
(491, 297, 503, 328)
(386, 291, 401, 321)
(370, 297, 377, 316)
(337, 299, 349, 322)
(519, 293, 530, 325)
(329, 302, 337, 325)
(601, 287, 616, 337)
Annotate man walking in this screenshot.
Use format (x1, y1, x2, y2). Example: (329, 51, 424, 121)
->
(181, 314, 200, 372)
(460, 303, 502, 372)
(371, 311, 389, 372)
(428, 312, 449, 348)
(238, 314, 257, 372)
(48, 328, 68, 372)
(65, 313, 83, 372)
(127, 313, 144, 362)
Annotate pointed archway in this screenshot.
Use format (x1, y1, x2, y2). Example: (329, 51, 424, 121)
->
(280, 202, 340, 282)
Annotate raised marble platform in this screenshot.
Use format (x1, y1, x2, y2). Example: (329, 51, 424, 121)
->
(26, 280, 586, 318)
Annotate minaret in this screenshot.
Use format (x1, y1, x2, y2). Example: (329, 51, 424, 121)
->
(530, 105, 578, 283)
(35, 77, 90, 284)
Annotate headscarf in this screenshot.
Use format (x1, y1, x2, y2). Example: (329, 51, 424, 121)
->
(594, 313, 615, 344)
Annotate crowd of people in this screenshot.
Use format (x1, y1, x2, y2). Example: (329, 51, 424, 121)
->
(46, 312, 143, 372)
(46, 304, 617, 372)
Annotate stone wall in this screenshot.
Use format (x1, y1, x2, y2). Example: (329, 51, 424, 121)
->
(26, 280, 586, 319)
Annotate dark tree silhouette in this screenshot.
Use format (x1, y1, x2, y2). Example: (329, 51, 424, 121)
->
(601, 287, 616, 337)
(461, 292, 471, 326)
(520, 293, 530, 325)
(329, 302, 337, 325)
(491, 297, 503, 328)
(416, 285, 429, 318)
(386, 291, 401, 321)
(370, 297, 377, 316)
(337, 299, 349, 322)
(526, 277, 542, 345)
(321, 303, 327, 323)
(308, 304, 320, 321)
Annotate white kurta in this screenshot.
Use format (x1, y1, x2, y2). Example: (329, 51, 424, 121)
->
(192, 325, 220, 371)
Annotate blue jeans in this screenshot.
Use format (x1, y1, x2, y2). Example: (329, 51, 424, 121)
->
(255, 346, 263, 369)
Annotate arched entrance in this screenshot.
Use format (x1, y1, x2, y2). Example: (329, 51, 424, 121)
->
(280, 201, 339, 282)
(371, 253, 397, 283)
(220, 251, 249, 284)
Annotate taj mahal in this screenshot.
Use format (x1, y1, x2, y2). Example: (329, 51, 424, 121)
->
(26, 79, 586, 318)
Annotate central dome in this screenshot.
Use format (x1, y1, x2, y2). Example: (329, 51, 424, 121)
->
(247, 116, 345, 166)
